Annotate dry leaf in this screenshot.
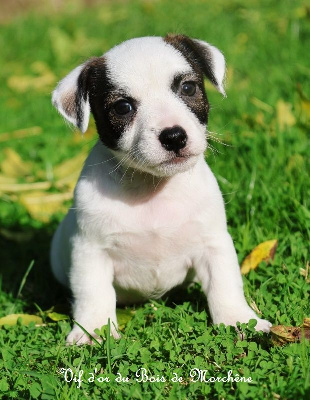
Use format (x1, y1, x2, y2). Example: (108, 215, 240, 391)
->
(47, 312, 69, 322)
(1, 148, 33, 178)
(0, 174, 17, 184)
(0, 314, 43, 326)
(276, 100, 296, 131)
(53, 152, 87, 180)
(0, 181, 51, 193)
(0, 126, 42, 143)
(116, 308, 135, 331)
(251, 97, 273, 114)
(49, 27, 101, 63)
(286, 154, 304, 173)
(0, 228, 33, 242)
(296, 84, 310, 125)
(241, 239, 278, 274)
(299, 261, 309, 283)
(19, 191, 72, 222)
(7, 61, 56, 93)
(271, 321, 310, 345)
(53, 152, 87, 190)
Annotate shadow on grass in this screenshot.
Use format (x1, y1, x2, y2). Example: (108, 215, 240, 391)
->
(0, 219, 71, 313)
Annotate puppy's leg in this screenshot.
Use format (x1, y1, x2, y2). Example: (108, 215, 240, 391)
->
(66, 237, 119, 345)
(196, 233, 272, 332)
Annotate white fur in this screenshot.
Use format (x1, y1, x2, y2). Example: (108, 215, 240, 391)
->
(51, 36, 271, 344)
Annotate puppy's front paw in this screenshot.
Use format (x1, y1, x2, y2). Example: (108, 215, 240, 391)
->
(66, 322, 120, 345)
(66, 327, 96, 345)
(253, 318, 272, 333)
(214, 309, 272, 333)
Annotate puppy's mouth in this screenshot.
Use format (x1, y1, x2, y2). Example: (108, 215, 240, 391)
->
(159, 152, 196, 166)
(161, 155, 189, 165)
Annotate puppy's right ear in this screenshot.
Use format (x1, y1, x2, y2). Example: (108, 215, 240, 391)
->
(52, 63, 91, 133)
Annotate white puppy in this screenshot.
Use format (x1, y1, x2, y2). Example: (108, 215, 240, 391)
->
(51, 34, 272, 344)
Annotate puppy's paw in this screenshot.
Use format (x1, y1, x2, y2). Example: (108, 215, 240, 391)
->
(213, 308, 272, 333)
(66, 328, 97, 346)
(66, 322, 120, 345)
(253, 318, 272, 333)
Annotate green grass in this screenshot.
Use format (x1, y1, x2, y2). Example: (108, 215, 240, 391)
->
(0, 0, 309, 398)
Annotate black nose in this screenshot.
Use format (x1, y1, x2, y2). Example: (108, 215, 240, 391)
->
(159, 126, 187, 153)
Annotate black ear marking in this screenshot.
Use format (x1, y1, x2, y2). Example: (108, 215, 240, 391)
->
(164, 34, 226, 95)
(77, 56, 137, 150)
(165, 34, 217, 86)
(76, 57, 104, 131)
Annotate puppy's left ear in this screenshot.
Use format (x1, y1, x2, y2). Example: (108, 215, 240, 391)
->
(165, 34, 226, 96)
(52, 57, 105, 133)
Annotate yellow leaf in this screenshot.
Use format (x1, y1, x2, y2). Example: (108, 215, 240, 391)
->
(0, 314, 43, 326)
(0, 181, 51, 193)
(7, 62, 56, 93)
(53, 152, 87, 180)
(54, 171, 80, 191)
(19, 191, 72, 222)
(116, 308, 135, 331)
(251, 97, 273, 114)
(276, 100, 296, 131)
(286, 154, 304, 173)
(0, 174, 17, 184)
(0, 126, 42, 143)
(241, 239, 278, 274)
(0, 228, 33, 242)
(47, 312, 69, 321)
(0, 148, 33, 178)
(271, 322, 310, 345)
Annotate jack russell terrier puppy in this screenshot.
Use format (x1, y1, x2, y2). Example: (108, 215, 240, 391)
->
(51, 34, 272, 344)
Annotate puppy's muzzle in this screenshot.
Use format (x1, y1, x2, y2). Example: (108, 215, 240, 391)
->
(159, 126, 187, 153)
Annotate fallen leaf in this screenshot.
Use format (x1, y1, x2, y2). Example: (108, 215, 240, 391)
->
(296, 84, 310, 125)
(276, 100, 296, 131)
(116, 308, 135, 330)
(271, 321, 310, 345)
(1, 148, 33, 178)
(47, 312, 69, 322)
(0, 228, 34, 242)
(299, 261, 309, 283)
(19, 191, 72, 222)
(53, 152, 87, 180)
(49, 27, 101, 63)
(0, 314, 43, 326)
(286, 154, 304, 173)
(0, 174, 17, 184)
(0, 181, 51, 193)
(241, 239, 278, 274)
(52, 152, 87, 190)
(0, 126, 42, 142)
(251, 97, 273, 114)
(7, 62, 56, 93)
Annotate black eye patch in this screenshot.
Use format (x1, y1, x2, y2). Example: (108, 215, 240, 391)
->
(171, 73, 209, 125)
(78, 57, 138, 150)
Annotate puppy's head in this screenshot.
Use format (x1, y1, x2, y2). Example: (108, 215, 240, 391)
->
(52, 35, 226, 177)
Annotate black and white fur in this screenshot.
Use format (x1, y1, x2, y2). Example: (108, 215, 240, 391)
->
(51, 35, 271, 344)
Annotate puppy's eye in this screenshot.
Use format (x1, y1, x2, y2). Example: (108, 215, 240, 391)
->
(113, 100, 133, 116)
(181, 81, 196, 96)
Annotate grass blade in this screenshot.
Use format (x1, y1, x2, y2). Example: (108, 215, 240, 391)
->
(17, 260, 34, 298)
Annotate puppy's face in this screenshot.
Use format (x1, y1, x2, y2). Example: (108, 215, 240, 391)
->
(53, 35, 226, 177)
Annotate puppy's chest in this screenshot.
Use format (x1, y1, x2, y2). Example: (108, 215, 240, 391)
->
(98, 199, 204, 295)
(104, 200, 203, 258)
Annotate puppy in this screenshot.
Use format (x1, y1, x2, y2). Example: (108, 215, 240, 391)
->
(51, 34, 272, 344)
